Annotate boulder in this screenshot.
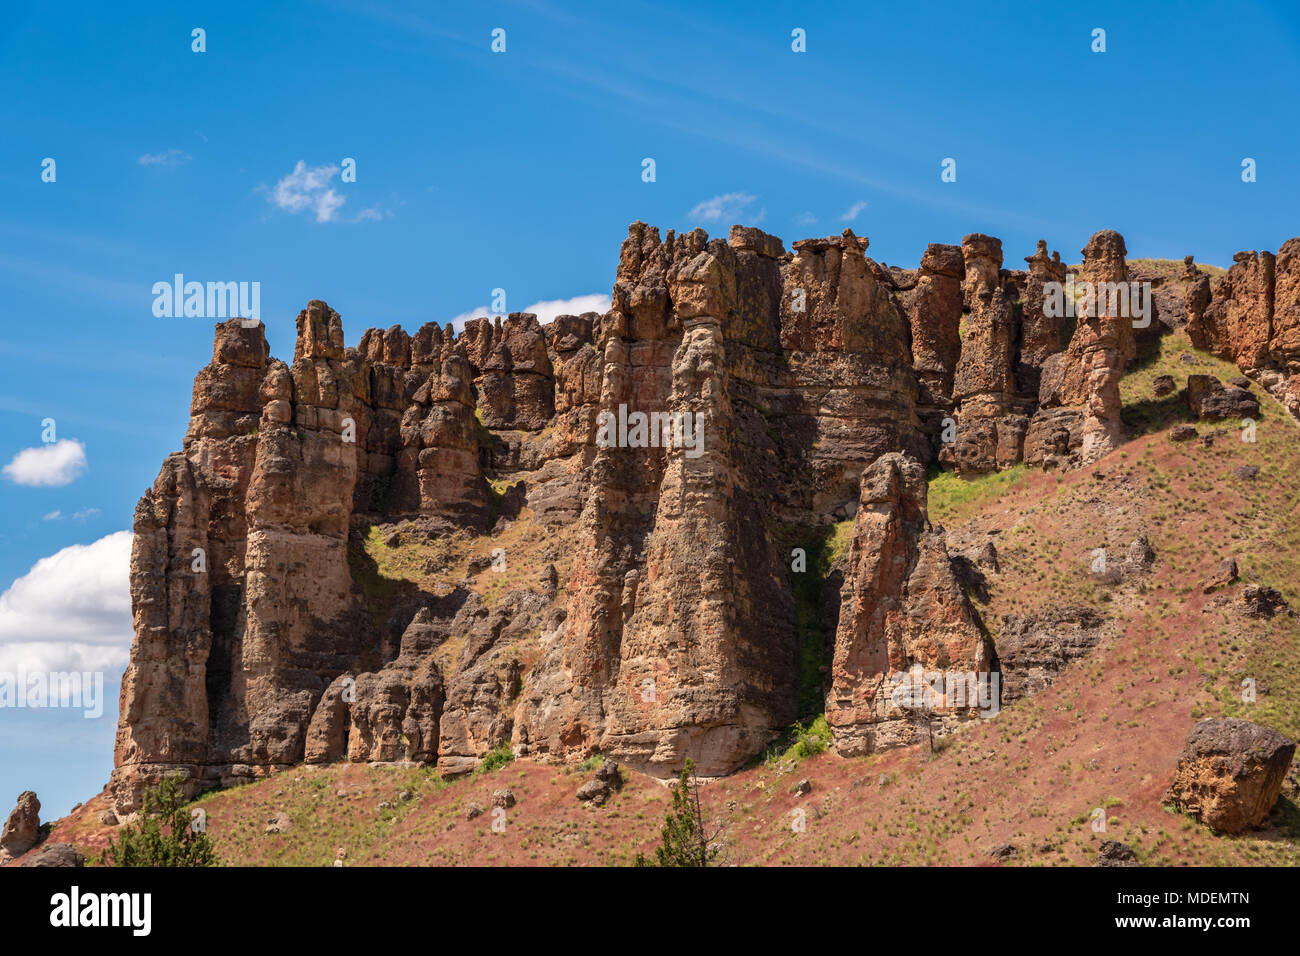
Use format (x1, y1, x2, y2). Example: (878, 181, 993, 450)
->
(1094, 840, 1139, 867)
(1202, 558, 1238, 593)
(1242, 585, 1292, 619)
(576, 760, 624, 806)
(0, 792, 40, 860)
(1164, 718, 1295, 833)
(19, 843, 86, 868)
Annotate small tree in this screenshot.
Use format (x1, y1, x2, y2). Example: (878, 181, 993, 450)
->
(636, 759, 722, 867)
(101, 776, 217, 867)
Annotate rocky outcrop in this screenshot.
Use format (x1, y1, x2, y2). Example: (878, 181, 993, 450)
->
(115, 220, 1195, 807)
(826, 454, 994, 755)
(1025, 230, 1136, 468)
(995, 607, 1107, 704)
(906, 243, 964, 456)
(1185, 374, 1260, 421)
(19, 843, 86, 868)
(942, 235, 1027, 473)
(576, 759, 623, 805)
(111, 303, 588, 812)
(1188, 237, 1300, 419)
(1165, 718, 1295, 833)
(0, 791, 40, 862)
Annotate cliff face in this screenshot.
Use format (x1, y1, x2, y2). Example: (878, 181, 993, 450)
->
(1187, 238, 1300, 418)
(111, 221, 1290, 812)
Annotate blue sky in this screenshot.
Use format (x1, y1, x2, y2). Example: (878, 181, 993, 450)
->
(2, 0, 1299, 817)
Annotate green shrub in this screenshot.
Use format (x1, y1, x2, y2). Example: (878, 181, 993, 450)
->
(476, 743, 515, 775)
(100, 777, 217, 867)
(636, 759, 720, 867)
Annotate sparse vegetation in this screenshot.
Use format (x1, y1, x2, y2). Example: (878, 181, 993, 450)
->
(101, 777, 217, 867)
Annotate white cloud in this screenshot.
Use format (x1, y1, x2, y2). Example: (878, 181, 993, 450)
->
(446, 294, 611, 332)
(42, 511, 61, 521)
(137, 148, 191, 167)
(446, 305, 490, 331)
(72, 508, 100, 520)
(839, 201, 869, 222)
(521, 294, 611, 325)
(0, 531, 133, 675)
(794, 212, 818, 226)
(270, 160, 346, 223)
(3, 439, 87, 487)
(688, 192, 758, 223)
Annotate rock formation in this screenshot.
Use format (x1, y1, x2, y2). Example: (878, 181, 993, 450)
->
(0, 791, 40, 862)
(112, 220, 1299, 810)
(826, 454, 993, 755)
(1188, 237, 1300, 419)
(942, 235, 1026, 473)
(1165, 718, 1296, 833)
(1025, 230, 1137, 468)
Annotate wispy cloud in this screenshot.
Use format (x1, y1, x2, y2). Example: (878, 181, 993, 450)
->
(688, 192, 758, 224)
(269, 161, 346, 223)
(42, 508, 100, 522)
(794, 212, 817, 226)
(839, 201, 869, 222)
(137, 148, 192, 168)
(3, 440, 87, 487)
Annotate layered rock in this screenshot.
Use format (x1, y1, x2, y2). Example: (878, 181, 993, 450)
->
(1188, 237, 1300, 419)
(1025, 230, 1136, 467)
(942, 235, 1027, 472)
(115, 220, 1180, 806)
(995, 607, 1107, 704)
(906, 243, 964, 457)
(112, 303, 566, 812)
(826, 454, 994, 755)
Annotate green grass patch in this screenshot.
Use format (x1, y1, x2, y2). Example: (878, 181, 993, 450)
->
(926, 463, 1028, 526)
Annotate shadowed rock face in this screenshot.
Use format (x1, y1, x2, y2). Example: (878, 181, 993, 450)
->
(942, 234, 1027, 473)
(118, 221, 1273, 807)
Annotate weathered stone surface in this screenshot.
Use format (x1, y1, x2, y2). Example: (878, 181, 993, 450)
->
(1025, 230, 1135, 468)
(1095, 840, 1139, 867)
(1019, 239, 1067, 389)
(1185, 375, 1260, 421)
(116, 221, 1210, 802)
(19, 843, 86, 868)
(1165, 718, 1295, 833)
(1187, 238, 1300, 421)
(996, 607, 1106, 704)
(576, 759, 623, 805)
(0, 791, 40, 860)
(943, 235, 1025, 474)
(908, 243, 964, 456)
(826, 454, 993, 756)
